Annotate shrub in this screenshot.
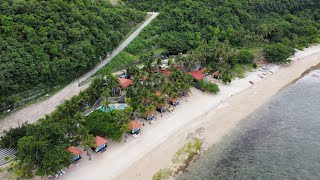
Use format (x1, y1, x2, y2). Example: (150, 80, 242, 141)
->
(197, 80, 220, 94)
(237, 50, 255, 64)
(263, 43, 295, 63)
(152, 168, 173, 180)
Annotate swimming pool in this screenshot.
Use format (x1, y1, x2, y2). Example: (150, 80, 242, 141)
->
(98, 104, 128, 112)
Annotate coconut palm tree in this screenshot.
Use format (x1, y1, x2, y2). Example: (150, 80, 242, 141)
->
(101, 89, 111, 111)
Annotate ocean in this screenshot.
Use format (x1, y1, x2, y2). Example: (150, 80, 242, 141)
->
(177, 70, 320, 180)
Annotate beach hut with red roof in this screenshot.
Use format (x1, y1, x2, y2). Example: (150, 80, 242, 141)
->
(94, 136, 108, 152)
(200, 67, 207, 73)
(66, 146, 83, 161)
(129, 120, 142, 134)
(212, 71, 222, 79)
(118, 78, 133, 88)
(167, 97, 179, 106)
(188, 70, 205, 81)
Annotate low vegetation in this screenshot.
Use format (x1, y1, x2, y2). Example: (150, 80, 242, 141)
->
(197, 80, 220, 94)
(152, 168, 173, 180)
(172, 138, 203, 164)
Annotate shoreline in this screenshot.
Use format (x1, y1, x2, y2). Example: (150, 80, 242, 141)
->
(116, 45, 320, 180)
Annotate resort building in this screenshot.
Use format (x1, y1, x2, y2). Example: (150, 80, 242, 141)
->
(94, 136, 108, 152)
(212, 71, 222, 79)
(167, 97, 179, 106)
(188, 70, 205, 80)
(66, 146, 83, 161)
(129, 120, 142, 134)
(118, 78, 133, 88)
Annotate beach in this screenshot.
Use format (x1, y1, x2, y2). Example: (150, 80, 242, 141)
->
(57, 45, 320, 180)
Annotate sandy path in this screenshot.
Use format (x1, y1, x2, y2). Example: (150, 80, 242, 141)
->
(115, 45, 320, 180)
(0, 12, 159, 134)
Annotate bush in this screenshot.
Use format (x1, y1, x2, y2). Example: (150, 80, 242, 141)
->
(237, 50, 255, 64)
(222, 74, 232, 84)
(0, 123, 29, 149)
(152, 168, 173, 180)
(263, 43, 295, 63)
(197, 80, 220, 94)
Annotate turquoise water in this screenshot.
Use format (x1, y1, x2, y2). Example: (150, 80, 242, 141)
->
(99, 105, 115, 112)
(178, 70, 320, 180)
(98, 104, 127, 112)
(117, 104, 127, 110)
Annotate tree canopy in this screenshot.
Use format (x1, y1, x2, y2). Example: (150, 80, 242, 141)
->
(0, 0, 145, 111)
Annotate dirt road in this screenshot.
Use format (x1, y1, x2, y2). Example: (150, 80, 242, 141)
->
(0, 12, 159, 133)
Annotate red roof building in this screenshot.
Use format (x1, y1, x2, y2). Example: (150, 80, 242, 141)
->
(212, 71, 222, 79)
(95, 136, 108, 147)
(66, 146, 82, 156)
(167, 97, 177, 103)
(118, 78, 133, 88)
(160, 69, 171, 77)
(188, 70, 205, 80)
(200, 68, 207, 73)
(129, 121, 142, 131)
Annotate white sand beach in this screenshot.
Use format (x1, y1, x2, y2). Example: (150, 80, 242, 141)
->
(55, 45, 320, 180)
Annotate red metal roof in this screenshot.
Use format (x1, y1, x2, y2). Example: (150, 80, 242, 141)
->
(188, 71, 205, 80)
(167, 97, 177, 102)
(118, 78, 133, 88)
(212, 71, 221, 77)
(95, 136, 108, 147)
(66, 146, 82, 156)
(200, 68, 207, 73)
(129, 121, 142, 131)
(160, 70, 171, 77)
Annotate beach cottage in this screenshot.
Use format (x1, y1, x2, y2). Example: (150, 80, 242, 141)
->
(129, 121, 142, 134)
(212, 71, 222, 79)
(118, 78, 133, 88)
(94, 136, 108, 152)
(66, 146, 83, 161)
(167, 97, 179, 106)
(188, 70, 205, 81)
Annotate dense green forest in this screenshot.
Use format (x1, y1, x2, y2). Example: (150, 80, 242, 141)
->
(101, 0, 320, 73)
(0, 0, 145, 111)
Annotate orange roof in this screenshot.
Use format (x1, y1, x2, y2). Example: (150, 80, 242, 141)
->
(118, 78, 133, 88)
(155, 92, 161, 96)
(188, 71, 205, 80)
(212, 71, 221, 76)
(66, 146, 82, 156)
(160, 70, 171, 77)
(95, 136, 108, 147)
(129, 121, 142, 131)
(167, 97, 177, 102)
(200, 68, 207, 73)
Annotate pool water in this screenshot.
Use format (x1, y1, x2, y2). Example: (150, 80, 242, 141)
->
(98, 104, 127, 112)
(99, 105, 115, 112)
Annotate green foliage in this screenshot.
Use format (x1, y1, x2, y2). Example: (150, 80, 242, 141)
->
(237, 50, 255, 64)
(197, 80, 220, 94)
(172, 138, 202, 164)
(152, 168, 173, 180)
(263, 43, 296, 63)
(8, 160, 33, 179)
(222, 74, 233, 84)
(85, 109, 131, 142)
(0, 0, 145, 111)
(97, 52, 139, 74)
(0, 123, 29, 149)
(16, 122, 70, 176)
(36, 145, 72, 176)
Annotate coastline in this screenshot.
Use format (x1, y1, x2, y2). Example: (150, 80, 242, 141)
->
(116, 45, 320, 180)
